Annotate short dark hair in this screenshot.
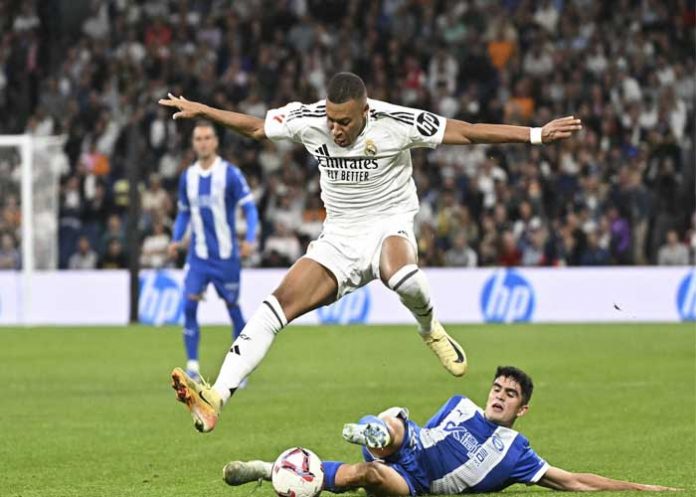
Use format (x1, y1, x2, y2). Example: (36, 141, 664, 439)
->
(494, 366, 534, 404)
(327, 72, 367, 104)
(193, 119, 217, 135)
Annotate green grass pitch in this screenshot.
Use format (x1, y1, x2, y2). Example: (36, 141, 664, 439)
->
(1, 323, 694, 496)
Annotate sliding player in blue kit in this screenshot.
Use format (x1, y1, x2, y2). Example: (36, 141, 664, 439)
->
(224, 366, 676, 494)
(168, 120, 258, 381)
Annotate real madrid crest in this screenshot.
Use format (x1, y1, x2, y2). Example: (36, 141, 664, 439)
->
(364, 138, 377, 156)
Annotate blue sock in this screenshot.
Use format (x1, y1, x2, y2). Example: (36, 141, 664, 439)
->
(227, 304, 246, 340)
(183, 298, 200, 362)
(322, 461, 346, 493)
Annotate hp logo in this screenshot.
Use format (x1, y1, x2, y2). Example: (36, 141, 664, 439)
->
(317, 286, 371, 324)
(676, 271, 696, 321)
(480, 270, 535, 323)
(139, 271, 183, 325)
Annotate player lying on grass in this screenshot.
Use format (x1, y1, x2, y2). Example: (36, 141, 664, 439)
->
(159, 72, 582, 433)
(223, 366, 677, 494)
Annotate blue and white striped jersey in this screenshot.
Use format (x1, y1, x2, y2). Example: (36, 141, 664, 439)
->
(413, 395, 548, 493)
(173, 156, 255, 261)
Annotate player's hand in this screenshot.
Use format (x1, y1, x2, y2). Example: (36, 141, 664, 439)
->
(239, 241, 255, 259)
(541, 116, 582, 143)
(158, 93, 205, 120)
(167, 242, 181, 260)
(641, 484, 680, 492)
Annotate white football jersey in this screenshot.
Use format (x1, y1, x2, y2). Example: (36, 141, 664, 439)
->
(264, 98, 447, 223)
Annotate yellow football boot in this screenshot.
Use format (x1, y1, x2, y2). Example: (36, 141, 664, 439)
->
(422, 320, 468, 377)
(171, 367, 222, 433)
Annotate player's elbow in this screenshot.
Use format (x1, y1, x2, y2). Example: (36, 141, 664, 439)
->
(249, 120, 267, 141)
(561, 481, 591, 492)
(250, 127, 266, 141)
(561, 474, 602, 492)
(442, 119, 474, 145)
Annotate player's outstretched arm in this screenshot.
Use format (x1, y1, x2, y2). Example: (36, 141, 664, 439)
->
(158, 93, 266, 141)
(442, 116, 582, 145)
(536, 466, 679, 492)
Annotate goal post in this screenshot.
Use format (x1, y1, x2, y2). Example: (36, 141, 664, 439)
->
(0, 134, 64, 324)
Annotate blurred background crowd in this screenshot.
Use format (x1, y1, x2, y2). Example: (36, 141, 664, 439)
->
(0, 0, 693, 271)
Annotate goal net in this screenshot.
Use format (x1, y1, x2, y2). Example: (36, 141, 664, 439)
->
(0, 134, 66, 322)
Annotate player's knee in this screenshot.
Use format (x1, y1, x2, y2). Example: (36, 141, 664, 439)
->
(381, 415, 405, 444)
(361, 463, 386, 487)
(271, 289, 290, 314)
(271, 284, 297, 319)
(386, 264, 426, 298)
(271, 280, 290, 304)
(379, 237, 417, 283)
(184, 297, 198, 315)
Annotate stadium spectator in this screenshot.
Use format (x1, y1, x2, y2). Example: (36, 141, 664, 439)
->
(498, 230, 522, 267)
(141, 173, 172, 223)
(100, 214, 125, 256)
(99, 238, 128, 269)
(82, 182, 111, 245)
(0, 233, 21, 270)
(297, 193, 325, 241)
(58, 176, 84, 268)
(263, 221, 301, 267)
(266, 190, 303, 235)
(657, 230, 690, 266)
(521, 222, 548, 267)
(140, 219, 171, 269)
(68, 235, 97, 270)
(417, 224, 442, 267)
(579, 230, 611, 267)
(486, 19, 517, 71)
(443, 232, 477, 268)
(1, 194, 21, 238)
(608, 207, 632, 265)
(0, 0, 692, 270)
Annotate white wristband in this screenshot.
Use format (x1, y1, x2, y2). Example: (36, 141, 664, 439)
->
(530, 127, 543, 145)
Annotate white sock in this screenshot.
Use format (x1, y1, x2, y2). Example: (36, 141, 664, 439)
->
(186, 360, 200, 373)
(387, 264, 434, 335)
(213, 295, 287, 403)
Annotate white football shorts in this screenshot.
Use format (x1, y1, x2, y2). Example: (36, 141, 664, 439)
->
(304, 213, 418, 299)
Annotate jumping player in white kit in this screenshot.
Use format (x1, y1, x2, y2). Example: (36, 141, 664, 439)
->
(158, 72, 582, 433)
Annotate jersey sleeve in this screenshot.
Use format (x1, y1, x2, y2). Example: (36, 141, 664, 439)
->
(373, 101, 447, 149)
(176, 171, 190, 212)
(227, 165, 253, 206)
(227, 165, 258, 243)
(264, 101, 307, 143)
(507, 438, 549, 484)
(423, 395, 466, 428)
(172, 171, 190, 242)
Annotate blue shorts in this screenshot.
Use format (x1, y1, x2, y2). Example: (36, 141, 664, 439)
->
(361, 420, 430, 496)
(184, 256, 241, 306)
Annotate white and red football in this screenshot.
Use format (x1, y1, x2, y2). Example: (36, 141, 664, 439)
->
(272, 447, 324, 497)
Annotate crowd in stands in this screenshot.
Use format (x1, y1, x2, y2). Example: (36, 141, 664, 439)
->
(0, 0, 694, 271)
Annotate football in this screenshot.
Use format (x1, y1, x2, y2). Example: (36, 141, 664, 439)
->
(272, 447, 325, 497)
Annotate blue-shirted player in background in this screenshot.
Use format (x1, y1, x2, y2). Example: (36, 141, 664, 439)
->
(168, 120, 258, 381)
(223, 366, 676, 493)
